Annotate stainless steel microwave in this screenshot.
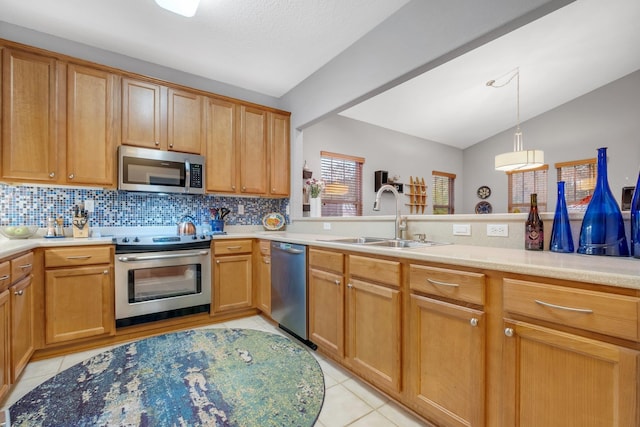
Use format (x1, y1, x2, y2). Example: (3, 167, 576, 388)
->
(118, 146, 205, 194)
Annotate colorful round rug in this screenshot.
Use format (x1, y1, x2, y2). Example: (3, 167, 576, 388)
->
(9, 328, 324, 426)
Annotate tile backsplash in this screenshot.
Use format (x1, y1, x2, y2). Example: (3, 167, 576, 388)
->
(0, 184, 289, 228)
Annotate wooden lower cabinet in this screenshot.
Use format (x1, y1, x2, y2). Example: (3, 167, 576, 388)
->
(213, 240, 253, 315)
(256, 240, 271, 316)
(346, 255, 402, 394)
(410, 294, 485, 427)
(502, 319, 638, 427)
(0, 290, 11, 401)
(309, 267, 344, 358)
(44, 265, 114, 344)
(10, 275, 34, 381)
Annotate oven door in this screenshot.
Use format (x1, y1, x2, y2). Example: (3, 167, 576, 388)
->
(114, 248, 211, 325)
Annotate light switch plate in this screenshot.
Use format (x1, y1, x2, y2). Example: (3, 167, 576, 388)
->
(84, 199, 95, 213)
(453, 224, 471, 236)
(237, 204, 244, 215)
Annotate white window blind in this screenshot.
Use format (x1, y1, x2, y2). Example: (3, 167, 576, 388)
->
(507, 165, 548, 213)
(320, 151, 364, 217)
(432, 171, 456, 214)
(555, 158, 596, 207)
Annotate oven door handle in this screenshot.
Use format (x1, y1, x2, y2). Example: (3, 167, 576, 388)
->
(117, 250, 209, 262)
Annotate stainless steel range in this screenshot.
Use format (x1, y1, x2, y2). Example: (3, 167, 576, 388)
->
(113, 234, 214, 327)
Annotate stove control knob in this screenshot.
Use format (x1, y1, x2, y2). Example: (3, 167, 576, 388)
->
(133, 237, 140, 243)
(192, 235, 198, 240)
(200, 235, 206, 240)
(122, 237, 129, 243)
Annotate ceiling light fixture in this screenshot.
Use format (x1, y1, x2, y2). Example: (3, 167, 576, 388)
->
(487, 67, 544, 171)
(154, 0, 200, 17)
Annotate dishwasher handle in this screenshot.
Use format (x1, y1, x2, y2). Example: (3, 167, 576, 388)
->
(273, 242, 305, 255)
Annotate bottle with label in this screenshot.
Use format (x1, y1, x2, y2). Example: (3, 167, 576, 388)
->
(525, 193, 544, 250)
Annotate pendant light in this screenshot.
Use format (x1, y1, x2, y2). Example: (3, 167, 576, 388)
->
(155, 0, 200, 17)
(487, 68, 544, 171)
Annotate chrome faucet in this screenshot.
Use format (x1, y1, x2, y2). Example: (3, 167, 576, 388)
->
(373, 184, 407, 240)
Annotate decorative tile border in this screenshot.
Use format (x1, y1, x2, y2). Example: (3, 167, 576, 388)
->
(0, 184, 289, 228)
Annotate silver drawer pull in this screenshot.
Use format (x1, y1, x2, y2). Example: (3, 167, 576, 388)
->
(534, 299, 594, 314)
(20, 263, 32, 269)
(0, 275, 9, 281)
(427, 278, 459, 288)
(14, 290, 24, 296)
(226, 246, 243, 250)
(66, 256, 92, 260)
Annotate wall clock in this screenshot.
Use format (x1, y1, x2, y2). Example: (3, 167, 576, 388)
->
(475, 201, 493, 214)
(477, 185, 491, 199)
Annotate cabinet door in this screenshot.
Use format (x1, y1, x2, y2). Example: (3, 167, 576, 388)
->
(410, 294, 485, 427)
(239, 106, 267, 194)
(268, 112, 290, 196)
(347, 278, 401, 393)
(503, 319, 638, 427)
(257, 255, 271, 315)
(309, 267, 344, 358)
(45, 266, 114, 344)
(66, 63, 116, 186)
(167, 88, 203, 154)
(10, 275, 34, 381)
(205, 98, 237, 193)
(0, 290, 10, 401)
(121, 78, 162, 149)
(213, 254, 252, 313)
(2, 48, 59, 182)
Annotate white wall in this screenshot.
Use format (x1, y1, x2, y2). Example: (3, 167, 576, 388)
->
(463, 70, 640, 214)
(302, 115, 463, 217)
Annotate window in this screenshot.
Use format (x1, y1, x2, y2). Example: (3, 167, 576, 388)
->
(432, 171, 456, 214)
(555, 158, 596, 207)
(320, 151, 364, 217)
(507, 165, 548, 213)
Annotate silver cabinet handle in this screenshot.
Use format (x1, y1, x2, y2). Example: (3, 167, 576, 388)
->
(20, 263, 32, 269)
(242, 186, 246, 191)
(103, 270, 109, 275)
(68, 173, 75, 179)
(427, 278, 459, 288)
(49, 172, 55, 178)
(347, 283, 353, 289)
(216, 260, 220, 264)
(169, 143, 173, 148)
(334, 279, 341, 286)
(14, 290, 24, 296)
(66, 255, 92, 260)
(264, 259, 270, 264)
(232, 185, 236, 190)
(470, 318, 478, 327)
(534, 299, 594, 314)
(226, 246, 243, 250)
(504, 328, 514, 337)
(272, 188, 276, 192)
(155, 141, 160, 146)
(0, 275, 9, 281)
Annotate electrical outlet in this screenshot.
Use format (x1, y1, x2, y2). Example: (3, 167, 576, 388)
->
(237, 204, 244, 215)
(84, 199, 95, 213)
(452, 223, 471, 236)
(487, 224, 509, 237)
(323, 222, 331, 230)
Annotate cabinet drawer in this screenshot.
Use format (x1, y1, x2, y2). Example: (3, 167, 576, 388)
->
(45, 246, 112, 267)
(11, 252, 33, 282)
(258, 240, 271, 256)
(410, 264, 485, 305)
(0, 261, 10, 290)
(214, 239, 252, 255)
(309, 248, 344, 273)
(504, 278, 640, 342)
(349, 255, 400, 287)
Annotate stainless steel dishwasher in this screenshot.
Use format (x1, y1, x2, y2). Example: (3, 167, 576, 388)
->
(270, 241, 316, 349)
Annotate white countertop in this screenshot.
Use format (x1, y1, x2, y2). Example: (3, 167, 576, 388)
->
(2, 231, 639, 290)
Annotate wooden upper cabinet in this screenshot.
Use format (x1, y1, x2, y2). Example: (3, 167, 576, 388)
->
(2, 48, 59, 182)
(121, 77, 162, 150)
(206, 97, 237, 193)
(239, 105, 268, 194)
(66, 63, 117, 186)
(167, 88, 203, 154)
(269, 112, 290, 197)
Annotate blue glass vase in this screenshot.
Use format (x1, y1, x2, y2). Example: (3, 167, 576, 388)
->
(550, 181, 574, 253)
(577, 147, 629, 256)
(631, 171, 640, 258)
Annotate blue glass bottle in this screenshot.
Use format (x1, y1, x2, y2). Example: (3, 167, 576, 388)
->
(577, 147, 629, 256)
(550, 181, 574, 253)
(631, 170, 640, 258)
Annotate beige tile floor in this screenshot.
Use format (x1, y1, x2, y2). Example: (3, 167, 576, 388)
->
(1, 315, 431, 426)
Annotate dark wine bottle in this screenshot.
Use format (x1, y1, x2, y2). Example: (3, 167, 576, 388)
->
(525, 193, 544, 250)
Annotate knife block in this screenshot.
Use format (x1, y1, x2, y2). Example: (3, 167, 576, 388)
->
(72, 216, 89, 238)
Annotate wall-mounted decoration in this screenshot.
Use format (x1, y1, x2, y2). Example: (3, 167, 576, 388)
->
(475, 201, 493, 214)
(405, 176, 427, 214)
(477, 185, 491, 199)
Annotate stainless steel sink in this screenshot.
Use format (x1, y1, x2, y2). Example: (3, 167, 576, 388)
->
(320, 237, 448, 248)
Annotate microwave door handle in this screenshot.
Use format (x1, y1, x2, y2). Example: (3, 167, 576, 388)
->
(185, 160, 191, 193)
